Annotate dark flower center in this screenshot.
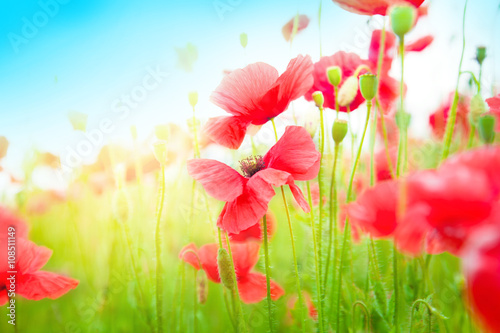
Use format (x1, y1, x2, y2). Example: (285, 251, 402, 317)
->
(239, 155, 265, 178)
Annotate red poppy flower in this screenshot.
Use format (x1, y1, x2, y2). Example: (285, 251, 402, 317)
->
(485, 93, 500, 131)
(287, 291, 318, 320)
(405, 35, 434, 52)
(0, 206, 28, 239)
(228, 212, 276, 243)
(331, 0, 425, 16)
(205, 56, 313, 149)
(0, 238, 79, 305)
(375, 146, 397, 181)
(429, 93, 470, 139)
(282, 15, 310, 41)
(462, 209, 500, 333)
(305, 51, 371, 112)
(179, 242, 284, 303)
(188, 126, 320, 234)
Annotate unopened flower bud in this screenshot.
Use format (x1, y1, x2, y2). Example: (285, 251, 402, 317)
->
(153, 140, 168, 166)
(303, 111, 319, 138)
(390, 5, 416, 39)
(478, 114, 496, 144)
(196, 270, 209, 304)
(217, 248, 235, 291)
(112, 189, 131, 224)
(332, 119, 348, 145)
(130, 125, 138, 140)
(188, 91, 198, 108)
(395, 111, 411, 130)
(155, 124, 169, 140)
(359, 73, 378, 101)
(327, 66, 342, 87)
(476, 46, 486, 65)
(469, 93, 487, 125)
(337, 76, 358, 107)
(240, 33, 248, 49)
(68, 111, 88, 132)
(312, 91, 324, 108)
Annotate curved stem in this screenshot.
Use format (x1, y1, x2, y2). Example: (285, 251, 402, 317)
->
(352, 301, 371, 332)
(155, 166, 166, 333)
(409, 299, 433, 333)
(262, 214, 275, 333)
(441, 0, 469, 161)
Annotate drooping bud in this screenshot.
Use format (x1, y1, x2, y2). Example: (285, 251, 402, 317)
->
(312, 91, 324, 108)
(112, 189, 132, 224)
(469, 93, 487, 125)
(390, 5, 416, 39)
(327, 66, 342, 87)
(130, 125, 138, 140)
(303, 111, 319, 138)
(240, 33, 248, 49)
(188, 91, 199, 108)
(196, 270, 209, 304)
(478, 114, 496, 144)
(155, 124, 169, 140)
(217, 248, 235, 291)
(68, 111, 88, 132)
(359, 73, 378, 101)
(153, 140, 168, 166)
(476, 46, 486, 65)
(337, 76, 359, 107)
(332, 119, 348, 145)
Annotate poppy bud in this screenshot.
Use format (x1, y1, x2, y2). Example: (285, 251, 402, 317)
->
(153, 140, 168, 166)
(390, 5, 416, 39)
(303, 111, 319, 138)
(312, 91, 324, 108)
(112, 189, 131, 224)
(188, 91, 198, 108)
(130, 125, 137, 140)
(332, 119, 348, 145)
(359, 73, 378, 101)
(217, 248, 235, 291)
(338, 76, 359, 107)
(68, 111, 88, 132)
(478, 114, 496, 144)
(469, 93, 487, 125)
(476, 46, 486, 65)
(196, 270, 209, 304)
(327, 66, 342, 87)
(240, 33, 248, 49)
(395, 111, 411, 130)
(155, 124, 169, 141)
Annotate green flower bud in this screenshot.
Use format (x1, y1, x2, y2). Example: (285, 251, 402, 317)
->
(390, 5, 416, 38)
(312, 91, 324, 108)
(155, 124, 170, 140)
(469, 93, 487, 125)
(359, 73, 378, 101)
(240, 33, 248, 49)
(332, 119, 348, 145)
(476, 46, 486, 65)
(188, 91, 199, 108)
(112, 189, 132, 224)
(68, 111, 88, 132)
(217, 248, 235, 291)
(153, 140, 168, 166)
(478, 114, 496, 144)
(196, 270, 209, 305)
(395, 111, 411, 130)
(327, 66, 342, 87)
(338, 76, 359, 107)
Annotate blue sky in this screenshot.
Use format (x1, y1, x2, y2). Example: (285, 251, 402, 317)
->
(0, 0, 499, 178)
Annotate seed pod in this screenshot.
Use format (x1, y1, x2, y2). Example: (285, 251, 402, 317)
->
(196, 270, 209, 304)
(332, 119, 348, 145)
(359, 73, 378, 101)
(337, 76, 359, 107)
(478, 114, 496, 145)
(327, 66, 342, 87)
(312, 91, 324, 108)
(112, 189, 131, 224)
(476, 46, 486, 65)
(188, 91, 199, 108)
(153, 140, 168, 166)
(240, 33, 248, 49)
(390, 5, 416, 39)
(469, 93, 487, 125)
(217, 248, 235, 291)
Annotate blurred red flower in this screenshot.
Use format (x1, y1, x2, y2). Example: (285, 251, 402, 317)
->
(206, 55, 313, 149)
(188, 126, 320, 234)
(282, 15, 310, 41)
(331, 0, 425, 16)
(179, 242, 284, 303)
(486, 93, 500, 131)
(405, 35, 434, 52)
(375, 146, 397, 181)
(429, 93, 470, 139)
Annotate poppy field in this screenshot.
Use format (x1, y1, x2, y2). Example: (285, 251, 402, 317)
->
(1, 0, 500, 332)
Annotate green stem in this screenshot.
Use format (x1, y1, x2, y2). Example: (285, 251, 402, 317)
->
(317, 104, 326, 297)
(193, 269, 198, 333)
(155, 166, 166, 333)
(262, 214, 275, 333)
(325, 143, 339, 285)
(352, 301, 371, 332)
(336, 101, 372, 331)
(409, 300, 433, 333)
(396, 38, 407, 177)
(393, 243, 400, 333)
(440, 0, 468, 161)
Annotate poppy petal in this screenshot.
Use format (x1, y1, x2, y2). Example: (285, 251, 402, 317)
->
(17, 271, 78, 301)
(204, 116, 251, 149)
(187, 159, 246, 202)
(405, 35, 433, 52)
(179, 243, 200, 270)
(237, 273, 285, 304)
(16, 239, 52, 275)
(231, 242, 260, 277)
(198, 244, 221, 283)
(282, 15, 310, 41)
(0, 290, 8, 306)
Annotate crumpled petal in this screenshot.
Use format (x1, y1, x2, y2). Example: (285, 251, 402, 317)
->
(204, 116, 250, 149)
(238, 273, 285, 303)
(17, 271, 78, 301)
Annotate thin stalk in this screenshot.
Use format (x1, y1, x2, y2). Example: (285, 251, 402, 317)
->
(193, 269, 198, 333)
(440, 0, 468, 161)
(393, 243, 400, 332)
(306, 181, 325, 333)
(155, 166, 166, 333)
(352, 301, 371, 332)
(325, 143, 340, 284)
(317, 104, 326, 298)
(262, 214, 275, 332)
(396, 38, 407, 177)
(271, 119, 307, 331)
(409, 300, 433, 333)
(376, 99, 395, 179)
(336, 101, 372, 331)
